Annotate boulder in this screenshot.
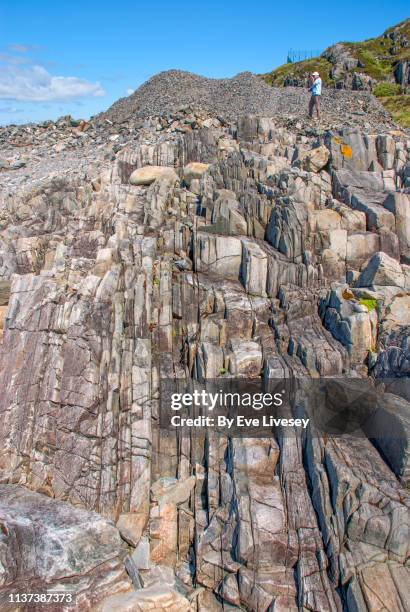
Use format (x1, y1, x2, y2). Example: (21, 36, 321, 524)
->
(381, 293, 410, 333)
(383, 192, 410, 257)
(140, 565, 176, 588)
(129, 165, 178, 185)
(151, 475, 196, 509)
(228, 339, 263, 377)
(266, 199, 308, 259)
(0, 485, 131, 607)
(296, 145, 330, 172)
(333, 167, 385, 195)
(326, 131, 379, 171)
(131, 536, 151, 570)
(347, 233, 380, 269)
(98, 585, 191, 612)
(183, 162, 210, 181)
(357, 252, 405, 288)
(321, 248, 346, 280)
(351, 194, 395, 232)
(310, 209, 342, 232)
(335, 203, 366, 231)
(117, 512, 147, 547)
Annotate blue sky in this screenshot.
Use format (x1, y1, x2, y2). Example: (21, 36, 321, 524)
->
(0, 1, 408, 125)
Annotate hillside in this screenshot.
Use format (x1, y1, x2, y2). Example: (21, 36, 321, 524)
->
(261, 18, 410, 126)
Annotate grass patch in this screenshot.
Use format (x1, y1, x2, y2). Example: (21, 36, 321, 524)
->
(346, 19, 410, 65)
(261, 57, 333, 87)
(360, 298, 378, 312)
(347, 47, 394, 80)
(379, 94, 410, 128)
(374, 82, 402, 97)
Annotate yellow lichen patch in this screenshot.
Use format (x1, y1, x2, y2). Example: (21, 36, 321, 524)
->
(340, 144, 353, 158)
(342, 288, 355, 300)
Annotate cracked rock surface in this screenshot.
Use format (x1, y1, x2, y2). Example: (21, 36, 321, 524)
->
(0, 76, 409, 611)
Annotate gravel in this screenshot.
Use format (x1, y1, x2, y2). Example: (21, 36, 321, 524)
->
(97, 69, 395, 131)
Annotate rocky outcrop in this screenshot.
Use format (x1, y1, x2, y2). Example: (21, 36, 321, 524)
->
(0, 97, 409, 611)
(263, 19, 410, 96)
(129, 165, 179, 186)
(0, 485, 132, 610)
(383, 192, 410, 261)
(98, 586, 192, 612)
(357, 252, 405, 287)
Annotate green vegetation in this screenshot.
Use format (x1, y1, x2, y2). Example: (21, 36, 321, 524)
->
(260, 19, 410, 127)
(373, 82, 402, 97)
(261, 57, 333, 87)
(346, 46, 395, 80)
(379, 95, 410, 127)
(360, 298, 378, 312)
(346, 18, 410, 70)
(219, 367, 227, 375)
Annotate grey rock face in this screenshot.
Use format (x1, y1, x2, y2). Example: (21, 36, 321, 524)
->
(97, 585, 192, 611)
(320, 285, 377, 362)
(383, 192, 410, 259)
(0, 485, 131, 610)
(0, 97, 409, 611)
(357, 252, 405, 287)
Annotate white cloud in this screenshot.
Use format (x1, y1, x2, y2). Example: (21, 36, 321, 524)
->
(0, 64, 105, 102)
(0, 54, 30, 65)
(8, 44, 38, 53)
(126, 88, 135, 96)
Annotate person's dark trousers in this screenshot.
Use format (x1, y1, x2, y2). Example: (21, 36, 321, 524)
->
(309, 94, 321, 118)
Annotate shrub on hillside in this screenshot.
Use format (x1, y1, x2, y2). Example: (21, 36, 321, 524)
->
(373, 82, 402, 97)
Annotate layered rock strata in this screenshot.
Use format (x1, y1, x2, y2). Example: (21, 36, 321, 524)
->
(0, 107, 409, 611)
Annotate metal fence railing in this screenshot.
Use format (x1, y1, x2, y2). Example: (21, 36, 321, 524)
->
(287, 49, 323, 63)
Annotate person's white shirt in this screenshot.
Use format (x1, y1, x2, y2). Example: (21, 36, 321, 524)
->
(310, 77, 322, 96)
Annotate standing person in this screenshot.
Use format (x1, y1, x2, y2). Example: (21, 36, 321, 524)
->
(308, 71, 322, 119)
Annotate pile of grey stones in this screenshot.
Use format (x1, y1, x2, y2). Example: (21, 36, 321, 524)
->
(96, 69, 395, 130)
